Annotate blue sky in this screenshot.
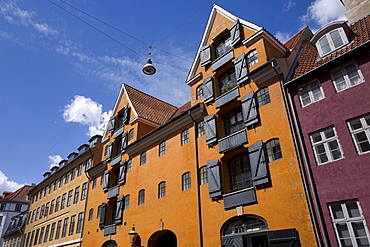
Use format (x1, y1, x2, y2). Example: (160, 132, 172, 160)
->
(0, 0, 346, 192)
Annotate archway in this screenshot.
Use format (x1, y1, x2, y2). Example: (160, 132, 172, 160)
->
(102, 240, 118, 247)
(148, 230, 177, 247)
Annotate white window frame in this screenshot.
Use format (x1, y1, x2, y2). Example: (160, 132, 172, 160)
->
(298, 79, 325, 107)
(347, 114, 370, 155)
(246, 49, 258, 67)
(329, 200, 370, 247)
(310, 127, 344, 165)
(331, 61, 364, 93)
(316, 27, 348, 57)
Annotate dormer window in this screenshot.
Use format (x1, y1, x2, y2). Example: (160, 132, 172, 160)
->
(215, 35, 232, 59)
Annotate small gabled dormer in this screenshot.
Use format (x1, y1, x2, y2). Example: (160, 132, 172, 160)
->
(311, 21, 354, 58)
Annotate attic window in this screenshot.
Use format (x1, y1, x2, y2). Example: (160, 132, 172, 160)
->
(316, 28, 349, 57)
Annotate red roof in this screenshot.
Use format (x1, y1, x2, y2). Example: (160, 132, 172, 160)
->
(291, 15, 370, 80)
(284, 26, 310, 51)
(0, 185, 34, 203)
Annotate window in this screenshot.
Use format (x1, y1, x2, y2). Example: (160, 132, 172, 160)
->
(348, 114, 370, 154)
(76, 212, 84, 233)
(67, 190, 73, 207)
(39, 227, 45, 244)
(128, 129, 134, 141)
(138, 190, 145, 205)
(40, 205, 44, 219)
(86, 158, 92, 170)
(88, 209, 94, 221)
(246, 49, 258, 67)
(158, 181, 166, 199)
(74, 186, 80, 204)
(69, 215, 76, 235)
(49, 222, 56, 241)
(140, 151, 146, 165)
(65, 172, 70, 184)
(62, 218, 68, 238)
(181, 129, 189, 145)
(256, 87, 271, 107)
(0, 203, 6, 210)
(0, 216, 3, 227)
(159, 141, 166, 156)
(15, 204, 22, 211)
(49, 200, 54, 215)
(81, 182, 88, 200)
(200, 166, 208, 185)
(124, 195, 130, 210)
(215, 35, 232, 59)
(266, 139, 282, 162)
(92, 177, 97, 189)
(197, 120, 205, 137)
(35, 207, 40, 221)
(54, 180, 58, 191)
(59, 176, 64, 187)
(228, 153, 252, 192)
(182, 172, 191, 191)
(223, 108, 244, 136)
(61, 193, 67, 209)
(55, 220, 62, 239)
(34, 229, 40, 246)
(219, 69, 236, 94)
(55, 196, 60, 212)
(310, 127, 343, 165)
(126, 159, 132, 172)
(78, 164, 83, 176)
(329, 200, 370, 247)
(71, 168, 77, 180)
(317, 28, 348, 56)
(196, 84, 204, 100)
(331, 62, 364, 92)
(44, 225, 50, 243)
(298, 79, 325, 107)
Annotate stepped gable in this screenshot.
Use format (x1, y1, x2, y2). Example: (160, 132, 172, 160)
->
(291, 15, 370, 80)
(124, 84, 178, 125)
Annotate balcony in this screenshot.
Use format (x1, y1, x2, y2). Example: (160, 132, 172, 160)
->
(104, 224, 116, 236)
(223, 187, 256, 210)
(219, 129, 247, 153)
(216, 86, 239, 108)
(111, 155, 121, 167)
(113, 126, 124, 139)
(107, 186, 119, 199)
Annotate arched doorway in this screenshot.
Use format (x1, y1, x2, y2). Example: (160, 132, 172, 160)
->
(102, 240, 118, 247)
(221, 215, 268, 247)
(148, 230, 177, 247)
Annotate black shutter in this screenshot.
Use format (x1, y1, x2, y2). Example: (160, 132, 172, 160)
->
(115, 196, 124, 225)
(121, 132, 128, 152)
(241, 91, 258, 127)
(106, 142, 113, 161)
(107, 117, 115, 132)
(99, 203, 107, 228)
(200, 45, 212, 66)
(118, 161, 126, 185)
(204, 114, 217, 145)
(230, 19, 241, 46)
(234, 53, 248, 85)
(207, 159, 221, 198)
(249, 141, 269, 186)
(222, 235, 243, 247)
(203, 77, 214, 104)
(268, 228, 300, 247)
(102, 170, 110, 192)
(122, 105, 129, 125)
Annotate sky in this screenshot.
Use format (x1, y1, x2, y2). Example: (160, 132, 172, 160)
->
(0, 0, 346, 192)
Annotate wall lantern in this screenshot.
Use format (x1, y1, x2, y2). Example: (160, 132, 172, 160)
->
(129, 224, 138, 247)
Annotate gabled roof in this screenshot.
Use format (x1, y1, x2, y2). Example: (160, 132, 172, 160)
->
(0, 185, 33, 203)
(284, 26, 310, 51)
(290, 15, 370, 81)
(186, 4, 262, 81)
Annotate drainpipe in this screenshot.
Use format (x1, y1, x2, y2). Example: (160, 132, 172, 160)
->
(271, 61, 327, 247)
(188, 110, 204, 247)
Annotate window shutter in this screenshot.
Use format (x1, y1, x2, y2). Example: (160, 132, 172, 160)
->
(222, 236, 243, 247)
(234, 53, 248, 85)
(118, 161, 126, 185)
(200, 45, 212, 66)
(203, 77, 214, 104)
(107, 117, 115, 132)
(115, 196, 124, 225)
(230, 19, 241, 46)
(121, 132, 128, 152)
(99, 203, 107, 228)
(268, 228, 299, 247)
(207, 159, 221, 198)
(106, 142, 113, 161)
(204, 114, 217, 145)
(122, 105, 129, 125)
(102, 170, 110, 192)
(249, 141, 269, 186)
(241, 91, 258, 127)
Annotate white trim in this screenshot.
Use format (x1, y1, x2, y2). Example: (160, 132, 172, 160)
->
(330, 61, 365, 93)
(47, 238, 82, 247)
(347, 114, 370, 155)
(33, 212, 70, 228)
(316, 27, 349, 57)
(186, 72, 203, 86)
(242, 29, 287, 55)
(298, 79, 325, 107)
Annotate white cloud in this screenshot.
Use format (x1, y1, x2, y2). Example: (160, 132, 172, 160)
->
(62, 95, 112, 137)
(0, 170, 23, 193)
(283, 1, 296, 12)
(301, 0, 346, 27)
(48, 155, 63, 169)
(275, 31, 292, 44)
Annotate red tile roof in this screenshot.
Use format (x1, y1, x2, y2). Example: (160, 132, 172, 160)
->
(0, 185, 34, 203)
(124, 84, 178, 125)
(291, 15, 370, 80)
(284, 26, 310, 51)
(168, 101, 191, 120)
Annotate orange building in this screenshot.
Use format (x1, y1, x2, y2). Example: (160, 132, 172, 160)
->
(83, 5, 318, 247)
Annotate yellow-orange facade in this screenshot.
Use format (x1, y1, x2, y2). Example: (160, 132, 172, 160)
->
(23, 135, 103, 247)
(83, 5, 318, 247)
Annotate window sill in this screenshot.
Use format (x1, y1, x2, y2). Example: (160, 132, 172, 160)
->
(107, 186, 119, 199)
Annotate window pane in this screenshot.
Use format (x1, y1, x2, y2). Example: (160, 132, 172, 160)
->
(346, 202, 361, 218)
(332, 69, 347, 91)
(332, 204, 345, 219)
(310, 81, 324, 101)
(312, 132, 322, 143)
(325, 128, 335, 138)
(299, 85, 311, 106)
(355, 132, 370, 153)
(319, 35, 331, 54)
(315, 144, 328, 163)
(337, 223, 351, 238)
(345, 63, 362, 86)
(329, 140, 342, 160)
(330, 30, 344, 48)
(350, 119, 363, 130)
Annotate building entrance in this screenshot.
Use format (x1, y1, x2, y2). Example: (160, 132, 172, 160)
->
(148, 230, 177, 247)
